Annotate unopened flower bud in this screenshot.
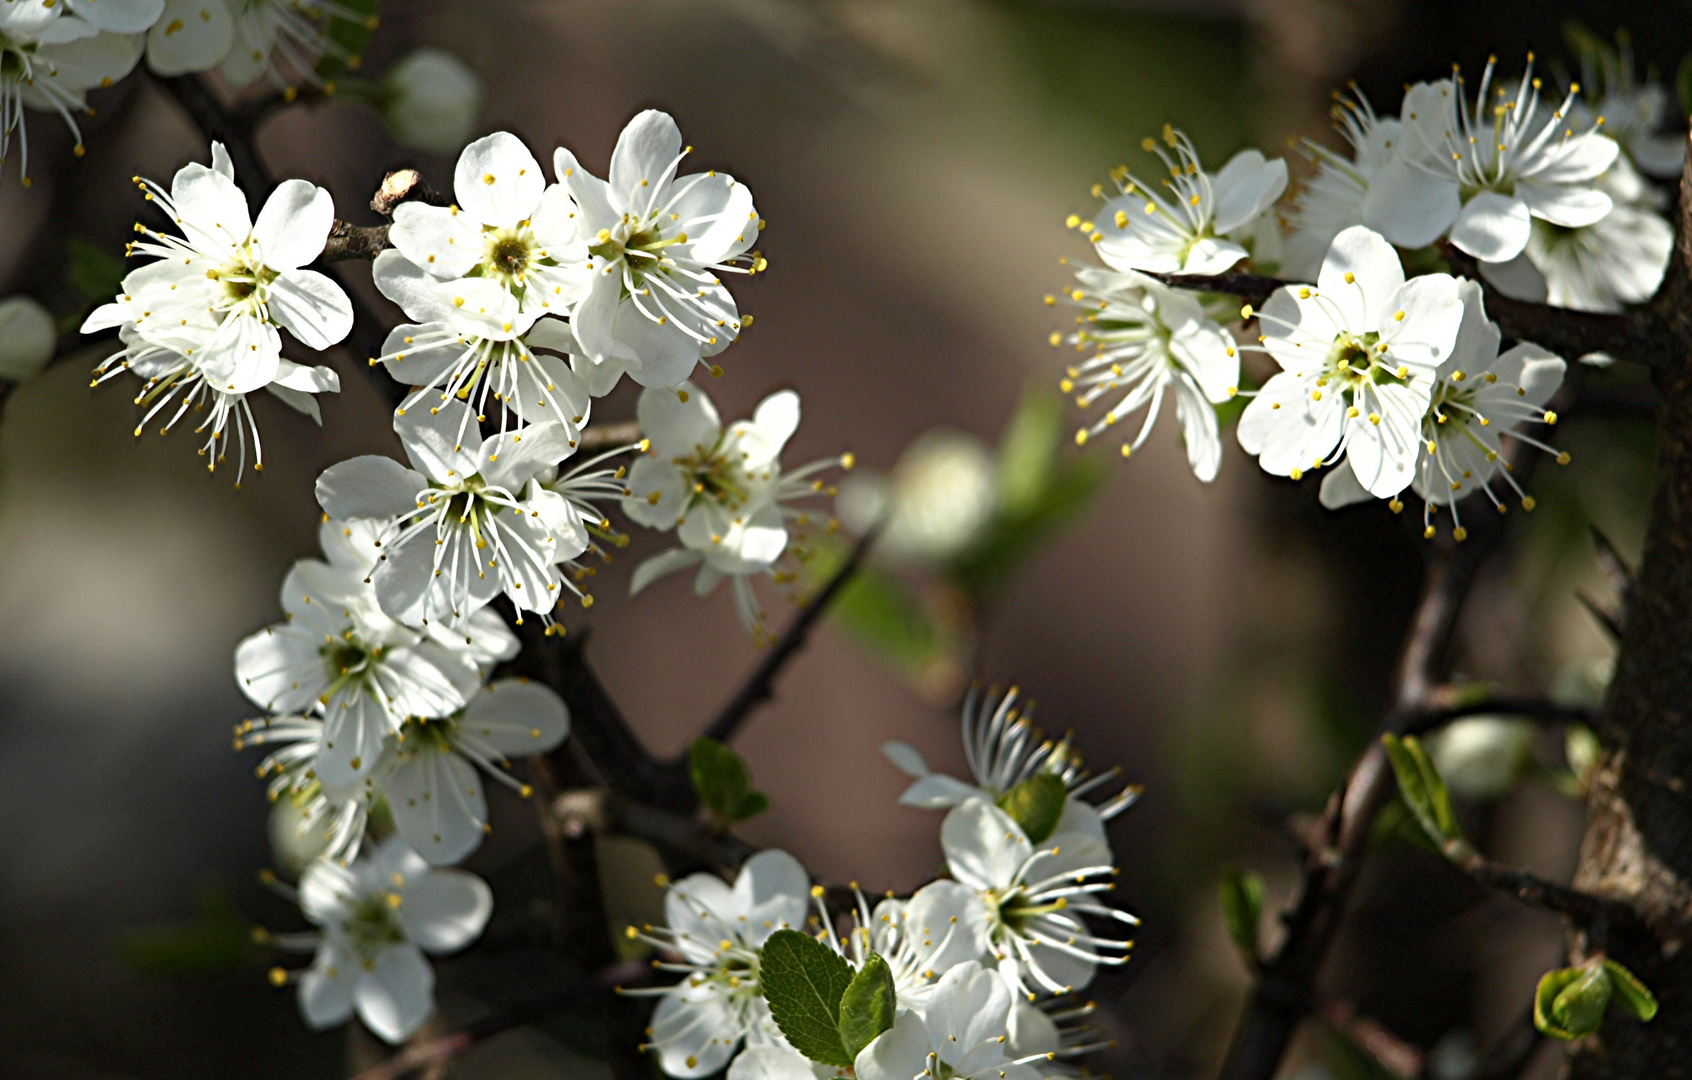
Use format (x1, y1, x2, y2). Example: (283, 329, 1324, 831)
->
(380, 49, 483, 154)
(0, 296, 56, 383)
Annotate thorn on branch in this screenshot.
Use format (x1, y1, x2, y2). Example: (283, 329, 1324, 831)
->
(1577, 591, 1625, 643)
(1588, 524, 1635, 596)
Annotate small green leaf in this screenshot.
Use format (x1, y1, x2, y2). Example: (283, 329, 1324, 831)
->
(689, 737, 768, 823)
(1679, 55, 1692, 120)
(66, 238, 126, 306)
(733, 791, 771, 822)
(996, 384, 1064, 516)
(760, 929, 855, 1066)
(1534, 966, 1589, 1040)
(997, 773, 1067, 844)
(1381, 734, 1466, 850)
(1603, 959, 1659, 1022)
(1219, 870, 1265, 956)
(838, 952, 896, 1059)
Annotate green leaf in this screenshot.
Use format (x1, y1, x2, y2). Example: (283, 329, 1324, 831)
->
(1219, 870, 1264, 956)
(760, 929, 856, 1066)
(314, 0, 380, 82)
(828, 557, 946, 675)
(997, 773, 1067, 844)
(1380, 734, 1466, 851)
(66, 238, 126, 307)
(996, 384, 1064, 517)
(115, 884, 263, 976)
(838, 952, 896, 1059)
(733, 791, 771, 821)
(1534, 966, 1591, 1040)
(689, 737, 768, 823)
(949, 453, 1107, 597)
(1679, 54, 1692, 120)
(1603, 959, 1659, 1022)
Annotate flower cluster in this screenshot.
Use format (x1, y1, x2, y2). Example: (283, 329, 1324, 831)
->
(630, 686, 1136, 1078)
(0, 0, 401, 185)
(189, 114, 854, 1042)
(85, 143, 349, 484)
(1049, 53, 1616, 532)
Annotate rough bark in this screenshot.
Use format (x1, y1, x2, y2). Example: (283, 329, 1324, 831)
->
(1565, 133, 1692, 1080)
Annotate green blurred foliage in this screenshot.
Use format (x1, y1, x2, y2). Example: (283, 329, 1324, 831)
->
(996, 773, 1067, 844)
(1219, 869, 1264, 957)
(689, 735, 770, 826)
(314, 0, 380, 83)
(115, 882, 263, 976)
(1381, 734, 1468, 854)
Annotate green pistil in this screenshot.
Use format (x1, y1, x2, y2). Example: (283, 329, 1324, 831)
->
(343, 895, 407, 961)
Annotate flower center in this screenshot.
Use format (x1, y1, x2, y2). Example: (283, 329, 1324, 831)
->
(322, 637, 374, 681)
(679, 447, 749, 509)
(484, 229, 532, 279)
(399, 715, 458, 751)
(343, 894, 407, 963)
(1323, 330, 1402, 398)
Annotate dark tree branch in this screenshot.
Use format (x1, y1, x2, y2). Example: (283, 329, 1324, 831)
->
(1400, 692, 1598, 737)
(155, 75, 271, 199)
(1218, 528, 1501, 1080)
(322, 220, 391, 261)
(1456, 855, 1640, 928)
(345, 958, 650, 1080)
(693, 523, 882, 749)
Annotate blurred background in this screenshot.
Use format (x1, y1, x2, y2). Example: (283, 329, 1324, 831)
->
(0, 0, 1686, 1076)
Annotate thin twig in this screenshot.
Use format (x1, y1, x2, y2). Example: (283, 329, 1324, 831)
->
(321, 220, 391, 261)
(345, 958, 649, 1080)
(1401, 693, 1598, 737)
(692, 523, 883, 749)
(1457, 856, 1637, 927)
(580, 420, 642, 451)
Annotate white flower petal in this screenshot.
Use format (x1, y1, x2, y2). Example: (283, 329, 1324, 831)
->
(461, 678, 569, 756)
(145, 0, 233, 75)
(454, 132, 544, 229)
(609, 110, 683, 215)
(1448, 191, 1533, 262)
(399, 867, 492, 952)
(353, 944, 435, 1044)
(1209, 149, 1288, 234)
(253, 180, 335, 270)
(389, 203, 484, 281)
(269, 268, 353, 350)
(386, 749, 488, 866)
(316, 456, 427, 521)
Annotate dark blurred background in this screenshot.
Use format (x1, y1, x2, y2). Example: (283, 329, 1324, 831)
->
(0, 0, 1686, 1077)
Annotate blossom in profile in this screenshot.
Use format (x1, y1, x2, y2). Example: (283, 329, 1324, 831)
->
(1090, 125, 1287, 275)
(556, 110, 765, 390)
(623, 850, 812, 1077)
(1237, 226, 1463, 499)
(1284, 89, 1404, 281)
(1370, 56, 1619, 262)
(1054, 266, 1239, 481)
(146, 0, 236, 77)
(282, 838, 492, 1043)
(220, 0, 370, 87)
(624, 383, 848, 639)
(84, 142, 347, 482)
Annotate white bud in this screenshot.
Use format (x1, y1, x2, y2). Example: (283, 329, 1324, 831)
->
(0, 296, 56, 383)
(1429, 716, 1532, 800)
(268, 797, 330, 876)
(381, 48, 484, 154)
(836, 429, 996, 563)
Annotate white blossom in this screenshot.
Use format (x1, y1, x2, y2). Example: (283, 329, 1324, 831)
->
(284, 838, 492, 1043)
(1566, 35, 1685, 178)
(1316, 279, 1565, 534)
(0, 294, 55, 381)
(1284, 90, 1403, 281)
(625, 849, 812, 1078)
(1479, 157, 1673, 314)
(835, 880, 985, 1013)
(624, 383, 848, 639)
(1090, 126, 1287, 275)
(380, 47, 482, 154)
(1237, 226, 1463, 499)
(940, 798, 1135, 998)
(556, 109, 765, 390)
(370, 250, 596, 436)
(853, 961, 1042, 1080)
(146, 0, 235, 77)
(233, 557, 482, 787)
(239, 713, 374, 865)
(1370, 57, 1620, 262)
(315, 400, 587, 631)
(1053, 266, 1239, 480)
(0, 15, 141, 184)
(220, 0, 367, 88)
(385, 132, 589, 332)
(1429, 716, 1533, 799)
(883, 684, 1140, 822)
(84, 142, 347, 482)
(385, 678, 569, 865)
